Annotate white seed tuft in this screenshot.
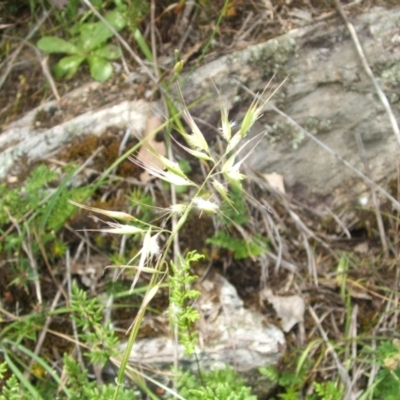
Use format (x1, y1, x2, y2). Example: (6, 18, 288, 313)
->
(193, 197, 219, 214)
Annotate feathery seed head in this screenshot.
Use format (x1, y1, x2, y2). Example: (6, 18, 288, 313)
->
(69, 201, 136, 221)
(98, 222, 146, 235)
(220, 106, 236, 142)
(137, 230, 161, 270)
(130, 155, 197, 187)
(158, 155, 188, 179)
(183, 110, 209, 153)
(193, 197, 219, 214)
(148, 232, 161, 257)
(239, 97, 263, 138)
(169, 203, 187, 215)
(226, 131, 242, 153)
(141, 161, 196, 186)
(212, 179, 234, 207)
(221, 154, 246, 187)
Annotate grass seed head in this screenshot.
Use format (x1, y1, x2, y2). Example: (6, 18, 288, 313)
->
(212, 179, 234, 207)
(158, 155, 188, 179)
(220, 106, 236, 142)
(239, 97, 263, 137)
(193, 197, 219, 214)
(169, 203, 187, 215)
(98, 222, 146, 235)
(69, 200, 136, 221)
(183, 110, 210, 153)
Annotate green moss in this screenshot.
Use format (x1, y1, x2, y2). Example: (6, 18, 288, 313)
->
(381, 64, 400, 86)
(304, 116, 332, 135)
(266, 121, 304, 149)
(249, 35, 296, 78)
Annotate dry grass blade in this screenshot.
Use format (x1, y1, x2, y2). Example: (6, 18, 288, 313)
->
(65, 249, 84, 368)
(354, 130, 389, 256)
(323, 206, 351, 239)
(176, 0, 195, 53)
(0, 10, 50, 90)
(24, 276, 68, 381)
(39, 54, 61, 102)
(309, 306, 356, 400)
(349, 305, 359, 386)
(5, 210, 43, 305)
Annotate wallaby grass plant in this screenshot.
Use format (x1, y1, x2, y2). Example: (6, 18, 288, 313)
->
(65, 83, 275, 399)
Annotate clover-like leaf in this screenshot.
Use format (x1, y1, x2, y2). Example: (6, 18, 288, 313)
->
(37, 36, 79, 54)
(92, 44, 121, 60)
(80, 9, 126, 52)
(53, 55, 86, 79)
(87, 55, 113, 82)
(79, 22, 108, 52)
(104, 8, 127, 31)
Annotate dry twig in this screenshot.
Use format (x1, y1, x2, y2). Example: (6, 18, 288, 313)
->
(309, 306, 356, 400)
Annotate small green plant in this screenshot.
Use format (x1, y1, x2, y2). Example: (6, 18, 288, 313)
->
(173, 366, 257, 400)
(70, 281, 121, 366)
(207, 231, 267, 260)
(37, 8, 126, 81)
(260, 357, 345, 400)
(313, 381, 343, 400)
(169, 251, 202, 355)
(0, 164, 57, 226)
(68, 83, 274, 399)
(0, 163, 92, 290)
(0, 362, 20, 400)
(260, 363, 306, 400)
(63, 354, 136, 400)
(206, 187, 269, 259)
(0, 284, 136, 400)
(0, 164, 90, 232)
(362, 339, 400, 400)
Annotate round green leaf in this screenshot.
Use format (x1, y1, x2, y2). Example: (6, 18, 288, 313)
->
(79, 10, 127, 52)
(93, 45, 121, 60)
(79, 22, 108, 52)
(105, 9, 127, 31)
(37, 37, 78, 54)
(87, 56, 113, 82)
(53, 55, 86, 78)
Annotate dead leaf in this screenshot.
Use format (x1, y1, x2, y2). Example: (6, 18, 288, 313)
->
(137, 115, 166, 182)
(288, 8, 312, 22)
(348, 288, 372, 300)
(50, 0, 69, 9)
(7, 175, 18, 184)
(262, 288, 305, 332)
(354, 242, 369, 254)
(262, 172, 285, 194)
